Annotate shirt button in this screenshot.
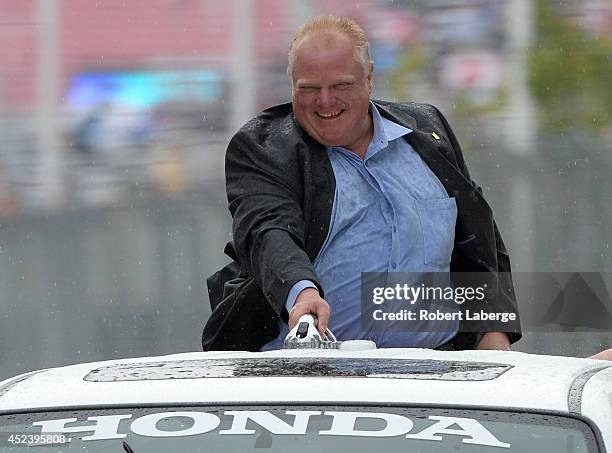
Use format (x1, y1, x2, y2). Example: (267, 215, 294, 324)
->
(392, 263, 397, 269)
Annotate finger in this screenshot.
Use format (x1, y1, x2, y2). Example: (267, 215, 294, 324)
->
(316, 301, 331, 335)
(288, 303, 310, 328)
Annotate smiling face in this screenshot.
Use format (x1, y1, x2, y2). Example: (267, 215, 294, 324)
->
(291, 32, 374, 157)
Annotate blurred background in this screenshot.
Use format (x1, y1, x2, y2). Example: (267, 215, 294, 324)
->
(1, 0, 611, 380)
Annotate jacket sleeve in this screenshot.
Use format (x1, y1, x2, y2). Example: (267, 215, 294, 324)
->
(225, 128, 323, 315)
(432, 105, 522, 345)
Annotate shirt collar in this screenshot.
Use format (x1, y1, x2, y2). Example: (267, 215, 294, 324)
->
(364, 102, 412, 159)
(327, 102, 413, 160)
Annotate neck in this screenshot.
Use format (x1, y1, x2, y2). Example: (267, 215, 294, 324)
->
(346, 110, 374, 160)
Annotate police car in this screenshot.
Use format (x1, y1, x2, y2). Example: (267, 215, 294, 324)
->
(0, 319, 610, 452)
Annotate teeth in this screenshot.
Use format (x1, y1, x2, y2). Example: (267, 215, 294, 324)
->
(318, 110, 342, 118)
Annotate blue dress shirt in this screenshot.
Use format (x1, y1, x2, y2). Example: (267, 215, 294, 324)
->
(261, 103, 459, 350)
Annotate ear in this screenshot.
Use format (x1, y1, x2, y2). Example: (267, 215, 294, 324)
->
(367, 61, 374, 92)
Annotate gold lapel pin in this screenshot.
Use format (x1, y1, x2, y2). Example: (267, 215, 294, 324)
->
(431, 132, 440, 140)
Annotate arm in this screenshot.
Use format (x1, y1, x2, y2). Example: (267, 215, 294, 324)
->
(226, 128, 330, 332)
(431, 105, 521, 349)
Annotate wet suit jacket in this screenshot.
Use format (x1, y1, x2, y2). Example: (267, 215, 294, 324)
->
(202, 100, 521, 351)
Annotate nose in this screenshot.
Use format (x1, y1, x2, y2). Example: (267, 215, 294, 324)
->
(316, 87, 334, 108)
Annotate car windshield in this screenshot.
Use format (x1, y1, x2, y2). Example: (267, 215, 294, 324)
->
(0, 406, 601, 452)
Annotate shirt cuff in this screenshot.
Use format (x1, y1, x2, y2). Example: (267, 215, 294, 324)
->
(286, 280, 319, 312)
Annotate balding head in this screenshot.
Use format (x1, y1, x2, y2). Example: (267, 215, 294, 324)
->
(287, 15, 372, 81)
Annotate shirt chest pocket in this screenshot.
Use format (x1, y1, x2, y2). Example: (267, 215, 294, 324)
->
(414, 197, 457, 267)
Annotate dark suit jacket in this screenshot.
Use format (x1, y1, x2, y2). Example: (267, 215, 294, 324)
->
(202, 100, 521, 351)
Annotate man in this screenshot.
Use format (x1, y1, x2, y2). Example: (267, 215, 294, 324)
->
(203, 16, 520, 351)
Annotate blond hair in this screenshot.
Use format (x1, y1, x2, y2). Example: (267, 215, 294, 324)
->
(287, 15, 371, 78)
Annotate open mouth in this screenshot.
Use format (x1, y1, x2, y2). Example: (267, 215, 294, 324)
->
(316, 109, 344, 120)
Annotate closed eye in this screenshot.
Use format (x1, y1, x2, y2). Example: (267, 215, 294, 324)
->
(297, 86, 318, 93)
(333, 82, 352, 90)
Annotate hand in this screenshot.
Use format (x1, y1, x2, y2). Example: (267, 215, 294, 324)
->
(476, 332, 511, 351)
(288, 288, 331, 336)
(590, 348, 612, 360)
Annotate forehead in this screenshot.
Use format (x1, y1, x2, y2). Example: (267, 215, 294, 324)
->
(292, 32, 362, 78)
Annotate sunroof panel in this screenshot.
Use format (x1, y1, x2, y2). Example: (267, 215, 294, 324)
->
(84, 358, 511, 382)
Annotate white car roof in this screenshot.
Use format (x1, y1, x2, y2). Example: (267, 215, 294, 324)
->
(1, 348, 610, 422)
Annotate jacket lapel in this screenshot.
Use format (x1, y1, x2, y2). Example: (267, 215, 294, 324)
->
(404, 129, 472, 198)
(375, 102, 497, 268)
